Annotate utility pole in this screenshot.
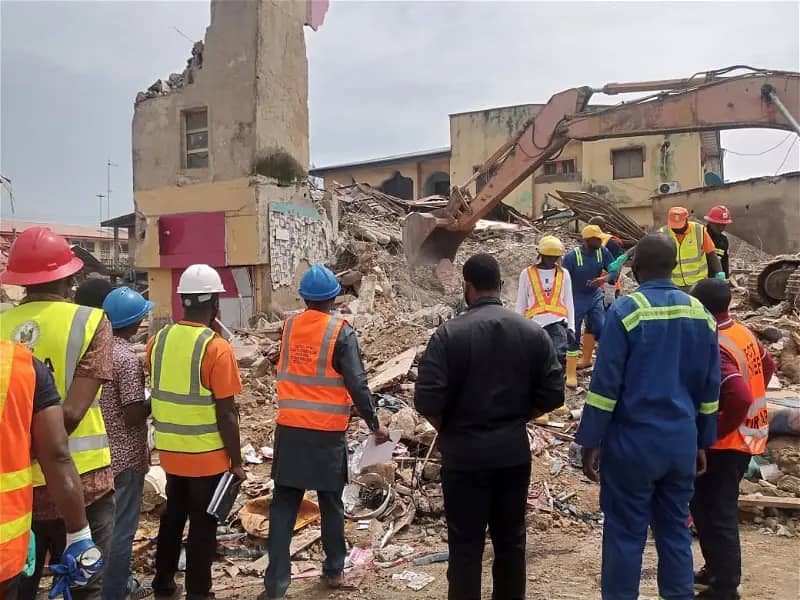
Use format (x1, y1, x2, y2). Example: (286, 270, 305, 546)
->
(96, 194, 106, 225)
(106, 159, 118, 221)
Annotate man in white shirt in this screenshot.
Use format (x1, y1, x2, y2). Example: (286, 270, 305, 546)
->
(515, 235, 575, 371)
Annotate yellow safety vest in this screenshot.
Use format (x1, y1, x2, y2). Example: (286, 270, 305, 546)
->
(659, 223, 708, 287)
(149, 324, 224, 453)
(0, 302, 110, 486)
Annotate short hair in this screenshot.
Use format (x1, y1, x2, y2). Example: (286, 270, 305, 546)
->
(588, 216, 607, 226)
(75, 278, 113, 309)
(691, 279, 731, 315)
(463, 253, 501, 291)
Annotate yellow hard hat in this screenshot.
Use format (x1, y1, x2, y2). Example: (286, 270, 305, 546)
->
(537, 235, 565, 256)
(582, 224, 604, 239)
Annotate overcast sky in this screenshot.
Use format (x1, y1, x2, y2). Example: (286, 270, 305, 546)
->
(1, 1, 798, 225)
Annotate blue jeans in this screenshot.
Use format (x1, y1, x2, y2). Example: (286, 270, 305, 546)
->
(102, 469, 145, 600)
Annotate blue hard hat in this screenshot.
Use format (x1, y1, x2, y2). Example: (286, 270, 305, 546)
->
(102, 287, 155, 329)
(299, 264, 341, 301)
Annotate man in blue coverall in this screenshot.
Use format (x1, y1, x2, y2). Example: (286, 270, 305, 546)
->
(576, 233, 721, 600)
(561, 224, 617, 388)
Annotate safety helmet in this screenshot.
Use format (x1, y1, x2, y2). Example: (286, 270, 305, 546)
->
(0, 227, 84, 286)
(581, 224, 604, 240)
(102, 287, 154, 329)
(299, 264, 341, 301)
(704, 205, 732, 225)
(537, 235, 565, 256)
(667, 206, 689, 228)
(177, 264, 226, 295)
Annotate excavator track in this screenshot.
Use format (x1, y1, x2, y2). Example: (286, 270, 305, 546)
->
(786, 268, 800, 310)
(747, 257, 800, 306)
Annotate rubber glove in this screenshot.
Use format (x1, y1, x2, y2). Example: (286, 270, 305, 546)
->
(49, 534, 103, 599)
(714, 272, 727, 281)
(607, 253, 628, 274)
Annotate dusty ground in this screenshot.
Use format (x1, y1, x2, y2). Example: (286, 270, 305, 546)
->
(212, 527, 799, 599)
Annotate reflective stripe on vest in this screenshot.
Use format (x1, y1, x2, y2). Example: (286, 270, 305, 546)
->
(0, 302, 110, 486)
(524, 265, 568, 319)
(276, 311, 352, 431)
(574, 247, 603, 267)
(714, 324, 769, 455)
(0, 341, 35, 581)
(150, 324, 224, 453)
(659, 223, 707, 286)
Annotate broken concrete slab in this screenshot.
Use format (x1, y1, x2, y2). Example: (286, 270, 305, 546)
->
(368, 347, 417, 392)
(357, 275, 378, 314)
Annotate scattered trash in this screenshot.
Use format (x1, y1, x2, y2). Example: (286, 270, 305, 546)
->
(392, 570, 436, 591)
(142, 466, 167, 512)
(239, 496, 320, 539)
(242, 444, 263, 465)
(412, 551, 449, 566)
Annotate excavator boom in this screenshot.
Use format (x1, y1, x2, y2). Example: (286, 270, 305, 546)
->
(403, 67, 800, 266)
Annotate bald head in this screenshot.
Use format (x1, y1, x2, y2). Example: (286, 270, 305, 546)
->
(588, 216, 607, 228)
(632, 233, 677, 283)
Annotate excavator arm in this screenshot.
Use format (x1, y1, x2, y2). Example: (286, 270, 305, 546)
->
(403, 67, 800, 266)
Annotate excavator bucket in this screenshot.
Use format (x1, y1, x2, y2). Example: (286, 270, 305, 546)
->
(402, 212, 469, 267)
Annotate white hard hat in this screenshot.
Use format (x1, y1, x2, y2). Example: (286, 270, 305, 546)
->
(177, 264, 226, 294)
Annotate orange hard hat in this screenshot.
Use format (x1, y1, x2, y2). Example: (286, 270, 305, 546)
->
(0, 227, 84, 286)
(704, 205, 732, 225)
(667, 206, 689, 228)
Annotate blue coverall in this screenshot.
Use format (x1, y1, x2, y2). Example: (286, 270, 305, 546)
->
(576, 279, 721, 600)
(561, 246, 615, 355)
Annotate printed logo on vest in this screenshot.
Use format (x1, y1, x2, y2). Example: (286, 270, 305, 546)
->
(11, 320, 40, 350)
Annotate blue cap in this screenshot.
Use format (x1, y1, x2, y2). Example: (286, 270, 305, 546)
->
(102, 287, 155, 329)
(299, 264, 341, 301)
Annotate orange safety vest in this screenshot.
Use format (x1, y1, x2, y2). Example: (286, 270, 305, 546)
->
(524, 265, 568, 320)
(713, 322, 769, 455)
(0, 341, 36, 583)
(275, 311, 352, 432)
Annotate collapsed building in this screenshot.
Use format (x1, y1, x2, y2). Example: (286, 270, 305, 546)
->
(131, 0, 330, 329)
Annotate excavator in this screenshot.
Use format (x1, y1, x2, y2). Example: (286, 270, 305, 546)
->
(402, 66, 800, 305)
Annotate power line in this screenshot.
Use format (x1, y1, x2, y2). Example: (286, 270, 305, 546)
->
(173, 26, 194, 44)
(723, 132, 793, 156)
(774, 137, 799, 175)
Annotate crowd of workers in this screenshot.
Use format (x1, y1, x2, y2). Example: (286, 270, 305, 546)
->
(0, 199, 763, 600)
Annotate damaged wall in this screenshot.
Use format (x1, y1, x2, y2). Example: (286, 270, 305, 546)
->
(652, 172, 800, 255)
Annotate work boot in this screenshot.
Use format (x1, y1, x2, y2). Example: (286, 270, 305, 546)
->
(576, 333, 596, 369)
(566, 354, 579, 389)
(694, 566, 713, 591)
(321, 573, 344, 589)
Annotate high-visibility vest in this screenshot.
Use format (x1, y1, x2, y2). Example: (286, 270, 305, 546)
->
(713, 322, 769, 455)
(659, 222, 708, 287)
(573, 247, 603, 267)
(0, 302, 110, 486)
(150, 324, 224, 453)
(0, 341, 35, 582)
(276, 311, 352, 432)
(524, 265, 568, 320)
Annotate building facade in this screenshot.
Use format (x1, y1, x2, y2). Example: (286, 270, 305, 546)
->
(312, 103, 723, 227)
(132, 0, 330, 328)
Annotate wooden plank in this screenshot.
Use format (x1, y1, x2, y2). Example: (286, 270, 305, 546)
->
(368, 347, 417, 392)
(290, 526, 322, 557)
(738, 495, 800, 509)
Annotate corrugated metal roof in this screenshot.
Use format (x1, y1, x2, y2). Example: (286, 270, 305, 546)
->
(0, 219, 127, 240)
(310, 147, 451, 175)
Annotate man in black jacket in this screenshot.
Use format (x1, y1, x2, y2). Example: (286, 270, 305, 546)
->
(415, 253, 564, 600)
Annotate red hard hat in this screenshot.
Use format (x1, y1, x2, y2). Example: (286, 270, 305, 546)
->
(704, 205, 733, 225)
(0, 227, 84, 286)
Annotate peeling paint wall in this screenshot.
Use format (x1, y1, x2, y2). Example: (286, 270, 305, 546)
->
(316, 155, 450, 199)
(652, 173, 800, 255)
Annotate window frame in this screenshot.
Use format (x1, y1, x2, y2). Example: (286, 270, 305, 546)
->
(611, 147, 645, 180)
(183, 108, 209, 170)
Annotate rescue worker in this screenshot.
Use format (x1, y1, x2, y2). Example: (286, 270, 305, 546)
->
(588, 216, 624, 308)
(659, 206, 724, 290)
(691, 279, 774, 600)
(0, 227, 113, 600)
(577, 233, 721, 600)
(147, 264, 244, 600)
(0, 340, 102, 600)
(262, 265, 389, 600)
(704, 205, 733, 279)
(561, 225, 617, 388)
(515, 235, 575, 369)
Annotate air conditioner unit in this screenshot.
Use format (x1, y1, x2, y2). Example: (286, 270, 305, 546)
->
(658, 181, 680, 194)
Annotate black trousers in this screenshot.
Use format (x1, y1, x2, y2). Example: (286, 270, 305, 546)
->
(18, 491, 115, 600)
(441, 462, 531, 600)
(264, 485, 346, 598)
(690, 449, 751, 592)
(153, 473, 223, 598)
